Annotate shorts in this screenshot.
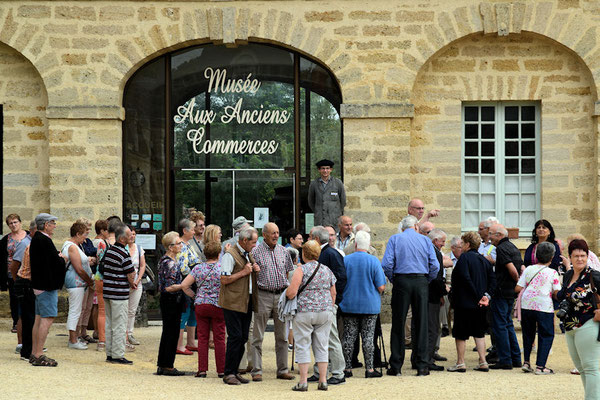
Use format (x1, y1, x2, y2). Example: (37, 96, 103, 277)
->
(35, 290, 58, 318)
(452, 306, 487, 341)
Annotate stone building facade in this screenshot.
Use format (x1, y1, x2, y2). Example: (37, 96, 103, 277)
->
(1, 0, 599, 254)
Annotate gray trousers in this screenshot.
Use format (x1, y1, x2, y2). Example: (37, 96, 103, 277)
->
(313, 305, 345, 379)
(251, 289, 289, 376)
(105, 299, 128, 359)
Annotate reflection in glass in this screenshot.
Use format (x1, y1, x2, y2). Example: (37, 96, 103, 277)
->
(465, 107, 478, 121)
(465, 124, 478, 139)
(505, 106, 518, 121)
(481, 106, 495, 121)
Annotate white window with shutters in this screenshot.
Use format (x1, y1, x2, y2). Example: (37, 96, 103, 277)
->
(461, 102, 541, 233)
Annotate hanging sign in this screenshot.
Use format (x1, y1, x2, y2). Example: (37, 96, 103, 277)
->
(173, 67, 290, 155)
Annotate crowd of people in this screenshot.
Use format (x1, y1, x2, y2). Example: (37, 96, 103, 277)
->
(2, 200, 600, 397)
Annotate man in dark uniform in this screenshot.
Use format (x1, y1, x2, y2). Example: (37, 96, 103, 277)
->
(308, 159, 346, 227)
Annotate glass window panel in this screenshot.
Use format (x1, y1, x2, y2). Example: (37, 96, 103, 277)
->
(481, 124, 494, 139)
(522, 123, 535, 138)
(521, 141, 535, 156)
(465, 124, 478, 139)
(522, 194, 536, 209)
(464, 176, 479, 192)
(481, 142, 494, 156)
(505, 123, 518, 139)
(505, 141, 519, 156)
(505, 212, 520, 227)
(521, 106, 535, 121)
(521, 176, 535, 191)
(506, 159, 519, 174)
(481, 106, 495, 121)
(481, 194, 495, 209)
(481, 176, 495, 192)
(465, 212, 479, 228)
(522, 212, 536, 228)
(505, 194, 519, 210)
(505, 176, 519, 192)
(465, 194, 479, 209)
(465, 106, 478, 121)
(465, 141, 478, 156)
(522, 159, 535, 174)
(465, 159, 478, 173)
(481, 159, 495, 174)
(505, 106, 519, 121)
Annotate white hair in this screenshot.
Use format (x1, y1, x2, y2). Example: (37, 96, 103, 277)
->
(239, 227, 258, 241)
(353, 222, 371, 234)
(484, 216, 499, 229)
(450, 236, 462, 247)
(401, 215, 418, 232)
(428, 228, 446, 242)
(497, 226, 508, 237)
(355, 230, 371, 250)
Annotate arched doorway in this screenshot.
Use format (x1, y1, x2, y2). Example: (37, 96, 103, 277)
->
(122, 42, 342, 241)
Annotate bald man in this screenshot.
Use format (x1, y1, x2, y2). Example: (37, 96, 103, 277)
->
(408, 198, 439, 224)
(249, 223, 295, 381)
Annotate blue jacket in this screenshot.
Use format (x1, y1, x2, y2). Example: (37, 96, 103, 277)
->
(318, 244, 346, 305)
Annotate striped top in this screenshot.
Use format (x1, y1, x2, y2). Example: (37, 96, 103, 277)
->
(102, 242, 134, 300)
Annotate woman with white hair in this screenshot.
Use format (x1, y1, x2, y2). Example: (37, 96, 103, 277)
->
(339, 230, 386, 378)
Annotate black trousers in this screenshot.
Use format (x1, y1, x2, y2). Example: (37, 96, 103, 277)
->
(427, 302, 441, 364)
(8, 278, 19, 326)
(13, 278, 34, 358)
(157, 293, 183, 368)
(223, 296, 253, 376)
(390, 274, 429, 371)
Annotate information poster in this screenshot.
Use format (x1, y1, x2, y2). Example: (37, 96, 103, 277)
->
(142, 214, 152, 221)
(304, 213, 314, 234)
(136, 234, 156, 250)
(254, 207, 269, 229)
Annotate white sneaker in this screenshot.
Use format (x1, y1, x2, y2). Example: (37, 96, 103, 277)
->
(128, 335, 140, 345)
(15, 344, 22, 354)
(68, 341, 88, 350)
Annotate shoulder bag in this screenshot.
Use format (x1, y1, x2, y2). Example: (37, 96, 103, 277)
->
(514, 265, 547, 321)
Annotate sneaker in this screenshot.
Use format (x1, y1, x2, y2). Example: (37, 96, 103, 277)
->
(68, 341, 88, 350)
(326, 376, 345, 385)
(307, 375, 319, 382)
(110, 357, 133, 365)
(15, 344, 23, 354)
(97, 342, 105, 352)
(125, 344, 136, 353)
(128, 335, 140, 345)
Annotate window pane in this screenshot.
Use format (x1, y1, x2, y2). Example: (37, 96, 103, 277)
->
(465, 106, 478, 121)
(465, 212, 479, 227)
(481, 159, 495, 174)
(505, 106, 518, 121)
(505, 176, 519, 192)
(481, 124, 494, 139)
(521, 176, 535, 191)
(481, 194, 495, 209)
(522, 212, 536, 228)
(505, 194, 519, 210)
(481, 176, 495, 192)
(465, 141, 478, 156)
(506, 159, 519, 174)
(522, 159, 535, 174)
(521, 141, 535, 156)
(465, 124, 478, 139)
(505, 212, 519, 227)
(521, 106, 535, 121)
(481, 106, 495, 121)
(522, 194, 536, 209)
(505, 141, 518, 156)
(505, 123, 518, 139)
(465, 159, 478, 173)
(464, 176, 479, 192)
(522, 123, 535, 138)
(465, 194, 479, 209)
(481, 142, 494, 156)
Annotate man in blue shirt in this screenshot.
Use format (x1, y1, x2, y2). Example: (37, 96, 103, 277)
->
(382, 215, 440, 377)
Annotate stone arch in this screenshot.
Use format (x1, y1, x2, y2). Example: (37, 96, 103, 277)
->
(0, 40, 49, 224)
(410, 30, 598, 241)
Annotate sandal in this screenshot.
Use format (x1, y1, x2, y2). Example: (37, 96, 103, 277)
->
(522, 362, 533, 373)
(195, 371, 207, 378)
(291, 383, 308, 392)
(535, 367, 554, 375)
(447, 363, 466, 373)
(474, 362, 489, 372)
(82, 335, 98, 344)
(32, 354, 58, 367)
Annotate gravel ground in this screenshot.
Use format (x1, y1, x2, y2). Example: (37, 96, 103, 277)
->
(0, 318, 584, 399)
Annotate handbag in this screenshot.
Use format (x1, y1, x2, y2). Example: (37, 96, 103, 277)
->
(514, 265, 547, 321)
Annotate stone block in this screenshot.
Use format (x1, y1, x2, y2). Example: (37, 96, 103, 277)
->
(357, 53, 395, 64)
(49, 129, 73, 143)
(275, 11, 293, 44)
(236, 8, 251, 41)
(532, 1, 553, 35)
(44, 23, 78, 35)
(194, 9, 209, 38)
(302, 26, 324, 56)
(396, 10, 434, 23)
(453, 6, 471, 37)
(222, 7, 236, 44)
(524, 59, 563, 71)
(492, 59, 519, 71)
(431, 59, 475, 72)
(6, 81, 41, 98)
(438, 11, 457, 42)
(138, 7, 156, 21)
(72, 38, 109, 50)
(55, 6, 96, 21)
(334, 26, 357, 36)
(479, 3, 496, 34)
(316, 39, 339, 62)
(17, 5, 51, 18)
(345, 85, 372, 101)
(248, 11, 262, 37)
(340, 104, 414, 118)
(404, 25, 421, 34)
(304, 11, 343, 23)
(162, 7, 180, 22)
(388, 40, 411, 50)
(49, 145, 87, 157)
(363, 25, 402, 36)
(62, 53, 87, 66)
(512, 2, 526, 33)
(4, 173, 40, 187)
(18, 116, 43, 127)
(148, 25, 167, 51)
(105, 54, 128, 75)
(424, 24, 444, 50)
(349, 11, 391, 21)
(4, 189, 26, 205)
(574, 27, 596, 59)
(207, 8, 223, 41)
(99, 6, 135, 21)
(556, 87, 591, 96)
(49, 37, 70, 49)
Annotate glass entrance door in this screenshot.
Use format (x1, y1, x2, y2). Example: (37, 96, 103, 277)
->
(175, 168, 294, 238)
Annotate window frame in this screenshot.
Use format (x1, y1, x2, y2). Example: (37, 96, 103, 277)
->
(461, 101, 541, 234)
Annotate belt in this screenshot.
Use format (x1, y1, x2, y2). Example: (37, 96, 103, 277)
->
(259, 287, 287, 294)
(393, 273, 427, 278)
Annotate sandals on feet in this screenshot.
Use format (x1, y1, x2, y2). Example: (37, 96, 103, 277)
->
(447, 363, 466, 373)
(522, 362, 534, 373)
(195, 371, 207, 378)
(535, 367, 554, 375)
(32, 355, 58, 367)
(474, 362, 489, 372)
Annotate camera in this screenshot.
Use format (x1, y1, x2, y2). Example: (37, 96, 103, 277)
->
(556, 299, 570, 320)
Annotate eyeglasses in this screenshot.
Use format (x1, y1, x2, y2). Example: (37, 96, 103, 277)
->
(170, 241, 183, 247)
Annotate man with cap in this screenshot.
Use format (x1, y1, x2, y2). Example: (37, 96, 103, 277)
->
(308, 159, 346, 227)
(223, 216, 253, 250)
(29, 213, 67, 366)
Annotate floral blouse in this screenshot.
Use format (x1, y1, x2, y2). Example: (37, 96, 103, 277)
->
(297, 261, 336, 313)
(177, 242, 200, 276)
(517, 264, 561, 313)
(557, 267, 600, 331)
(190, 261, 221, 307)
(158, 255, 183, 293)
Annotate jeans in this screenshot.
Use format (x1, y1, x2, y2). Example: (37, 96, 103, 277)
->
(157, 293, 183, 368)
(566, 319, 600, 400)
(491, 296, 521, 365)
(520, 309, 554, 367)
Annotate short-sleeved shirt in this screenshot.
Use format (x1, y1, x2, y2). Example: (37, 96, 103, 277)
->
(494, 237, 523, 299)
(190, 261, 221, 307)
(178, 241, 200, 276)
(102, 242, 134, 300)
(339, 251, 386, 315)
(478, 241, 496, 261)
(7, 235, 25, 278)
(14, 235, 32, 280)
(557, 267, 600, 331)
(158, 255, 183, 293)
(94, 239, 109, 280)
(62, 240, 92, 288)
(128, 244, 145, 279)
(517, 264, 561, 313)
(297, 261, 336, 313)
(221, 243, 253, 294)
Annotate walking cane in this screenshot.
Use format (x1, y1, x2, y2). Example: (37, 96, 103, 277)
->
(291, 339, 295, 371)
